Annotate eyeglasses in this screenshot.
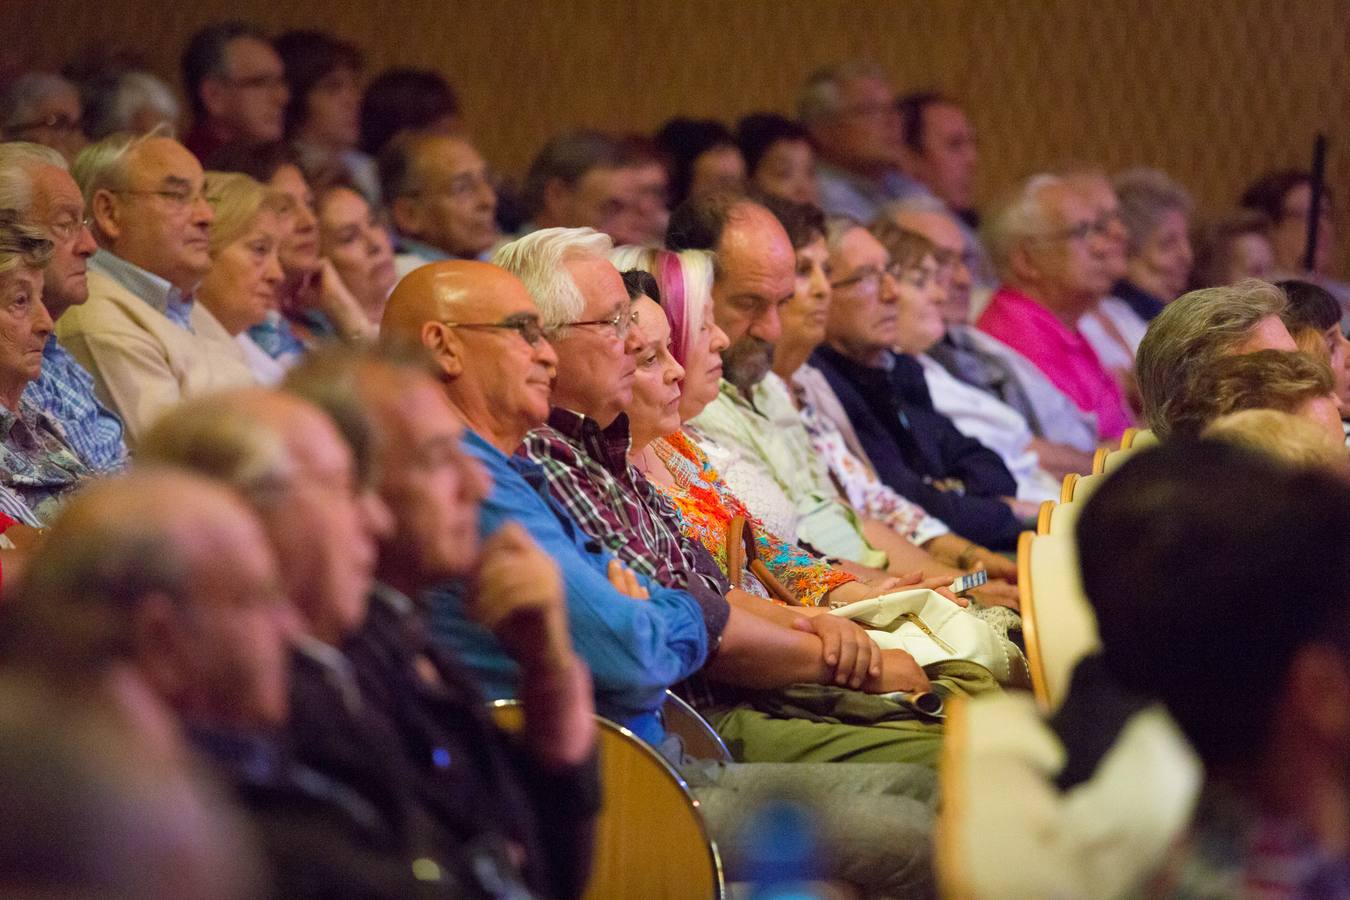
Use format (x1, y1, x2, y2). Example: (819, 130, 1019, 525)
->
(563, 303, 639, 340)
(441, 313, 546, 346)
(1032, 211, 1121, 245)
(7, 112, 82, 134)
(111, 187, 209, 209)
(830, 261, 904, 294)
(48, 215, 94, 241)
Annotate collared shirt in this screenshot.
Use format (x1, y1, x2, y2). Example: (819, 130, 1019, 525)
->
(0, 396, 91, 526)
(809, 345, 1022, 551)
(692, 375, 889, 569)
(246, 309, 308, 366)
(393, 237, 452, 281)
(815, 161, 931, 225)
(521, 408, 732, 642)
(977, 285, 1133, 440)
(90, 248, 195, 332)
(425, 429, 708, 746)
(23, 334, 127, 473)
(1113, 278, 1167, 323)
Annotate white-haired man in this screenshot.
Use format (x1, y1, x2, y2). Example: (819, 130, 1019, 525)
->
(57, 132, 255, 446)
(976, 174, 1134, 442)
(0, 142, 125, 471)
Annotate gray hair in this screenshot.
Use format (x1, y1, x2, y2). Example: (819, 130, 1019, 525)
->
(492, 227, 614, 331)
(0, 142, 67, 215)
(797, 60, 890, 124)
(879, 193, 949, 221)
(0, 73, 78, 134)
(82, 71, 181, 141)
(982, 173, 1063, 277)
(1113, 168, 1193, 257)
(1135, 279, 1289, 438)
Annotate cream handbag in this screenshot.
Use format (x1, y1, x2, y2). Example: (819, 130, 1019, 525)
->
(830, 589, 1028, 687)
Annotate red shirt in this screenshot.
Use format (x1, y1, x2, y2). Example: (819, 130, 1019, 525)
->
(977, 285, 1132, 440)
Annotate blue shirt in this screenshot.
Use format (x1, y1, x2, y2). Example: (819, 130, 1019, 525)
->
(23, 335, 127, 473)
(89, 249, 196, 332)
(425, 430, 709, 745)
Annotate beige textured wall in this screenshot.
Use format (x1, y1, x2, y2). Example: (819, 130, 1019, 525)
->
(7, 0, 1350, 263)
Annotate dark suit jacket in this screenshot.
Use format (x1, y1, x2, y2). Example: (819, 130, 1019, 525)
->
(810, 345, 1023, 550)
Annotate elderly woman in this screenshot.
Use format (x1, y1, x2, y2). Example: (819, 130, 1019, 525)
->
(199, 172, 288, 384)
(315, 182, 397, 329)
(0, 212, 91, 526)
(1112, 168, 1195, 321)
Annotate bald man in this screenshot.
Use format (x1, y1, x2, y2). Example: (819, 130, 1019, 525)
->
(383, 259, 943, 898)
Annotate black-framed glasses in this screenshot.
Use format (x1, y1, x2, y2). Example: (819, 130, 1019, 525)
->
(830, 261, 904, 294)
(564, 303, 639, 339)
(441, 313, 546, 346)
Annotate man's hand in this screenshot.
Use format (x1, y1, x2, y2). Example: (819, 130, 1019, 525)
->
(606, 559, 649, 599)
(791, 613, 880, 689)
(864, 648, 932, 694)
(473, 524, 572, 669)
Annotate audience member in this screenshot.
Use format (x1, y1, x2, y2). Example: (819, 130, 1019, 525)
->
(0, 212, 90, 527)
(1081, 441, 1350, 896)
(521, 129, 647, 245)
(798, 61, 926, 223)
(380, 131, 499, 273)
(1241, 169, 1346, 293)
(736, 112, 819, 205)
(0, 142, 126, 472)
(1279, 278, 1350, 409)
(181, 21, 288, 163)
(59, 132, 255, 443)
(805, 213, 1028, 550)
(1111, 168, 1194, 320)
(198, 171, 287, 384)
(314, 181, 396, 325)
(1165, 349, 1341, 443)
(79, 69, 181, 140)
(274, 30, 376, 199)
(1189, 209, 1275, 289)
(896, 91, 979, 224)
(358, 67, 462, 159)
(653, 117, 746, 209)
(886, 195, 1099, 474)
(978, 174, 1134, 439)
(0, 72, 86, 162)
(621, 134, 673, 246)
(283, 344, 602, 899)
(1135, 279, 1297, 438)
(1203, 408, 1349, 471)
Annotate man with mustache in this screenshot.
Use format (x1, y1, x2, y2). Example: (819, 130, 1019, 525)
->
(56, 132, 256, 445)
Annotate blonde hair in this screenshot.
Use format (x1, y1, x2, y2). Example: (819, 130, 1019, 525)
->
(869, 219, 939, 274)
(608, 245, 714, 368)
(1204, 409, 1349, 472)
(203, 171, 286, 255)
(0, 209, 53, 276)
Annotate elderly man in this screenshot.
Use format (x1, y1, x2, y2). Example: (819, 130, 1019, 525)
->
(887, 196, 1098, 473)
(808, 218, 1028, 551)
(0, 142, 126, 471)
(381, 255, 942, 898)
(380, 131, 500, 276)
(1136, 280, 1299, 439)
(520, 130, 647, 246)
(0, 72, 86, 162)
(181, 21, 289, 163)
(57, 132, 255, 445)
(798, 62, 929, 226)
(977, 174, 1135, 441)
(142, 386, 598, 898)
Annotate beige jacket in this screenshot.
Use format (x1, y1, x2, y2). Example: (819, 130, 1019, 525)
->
(56, 269, 257, 447)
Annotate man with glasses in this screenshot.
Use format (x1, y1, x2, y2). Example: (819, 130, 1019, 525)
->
(57, 132, 255, 445)
(0, 73, 87, 163)
(381, 131, 501, 276)
(798, 61, 930, 226)
(181, 21, 290, 164)
(977, 173, 1135, 441)
(0, 142, 126, 472)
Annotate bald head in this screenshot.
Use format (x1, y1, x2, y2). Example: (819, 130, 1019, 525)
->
(382, 259, 523, 341)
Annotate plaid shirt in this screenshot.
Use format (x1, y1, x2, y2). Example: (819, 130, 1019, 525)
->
(521, 409, 732, 710)
(23, 336, 127, 473)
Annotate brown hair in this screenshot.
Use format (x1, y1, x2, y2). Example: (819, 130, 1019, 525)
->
(1168, 349, 1334, 439)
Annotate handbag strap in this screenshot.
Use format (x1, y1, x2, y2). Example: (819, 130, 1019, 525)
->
(726, 515, 801, 606)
